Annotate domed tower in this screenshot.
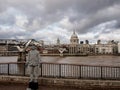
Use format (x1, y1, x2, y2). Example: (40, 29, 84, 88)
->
(70, 30, 79, 45)
(69, 30, 79, 54)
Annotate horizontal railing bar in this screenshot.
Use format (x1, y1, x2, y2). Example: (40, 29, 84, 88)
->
(0, 62, 120, 68)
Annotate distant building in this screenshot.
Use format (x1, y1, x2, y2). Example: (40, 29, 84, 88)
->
(39, 40, 44, 46)
(69, 30, 79, 54)
(118, 43, 120, 54)
(94, 43, 113, 54)
(56, 38, 60, 46)
(78, 43, 90, 54)
(0, 35, 119, 56)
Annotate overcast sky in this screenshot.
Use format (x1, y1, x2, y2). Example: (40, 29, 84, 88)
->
(0, 0, 120, 44)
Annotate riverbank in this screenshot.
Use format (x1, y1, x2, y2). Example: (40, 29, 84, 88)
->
(0, 75, 120, 89)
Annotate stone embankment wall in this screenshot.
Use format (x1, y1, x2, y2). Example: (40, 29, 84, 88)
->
(0, 75, 120, 89)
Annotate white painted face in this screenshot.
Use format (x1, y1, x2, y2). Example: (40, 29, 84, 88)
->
(31, 46, 36, 50)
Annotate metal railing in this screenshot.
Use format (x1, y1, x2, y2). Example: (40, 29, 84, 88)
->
(0, 62, 120, 80)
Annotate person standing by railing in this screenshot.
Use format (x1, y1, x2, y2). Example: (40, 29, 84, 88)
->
(26, 45, 41, 90)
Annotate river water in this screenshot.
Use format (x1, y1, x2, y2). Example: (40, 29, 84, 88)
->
(0, 56, 120, 66)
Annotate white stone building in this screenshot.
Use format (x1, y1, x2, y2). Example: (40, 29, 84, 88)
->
(95, 44, 113, 54)
(69, 31, 79, 54)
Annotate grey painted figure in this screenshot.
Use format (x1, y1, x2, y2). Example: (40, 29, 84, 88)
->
(26, 46, 41, 82)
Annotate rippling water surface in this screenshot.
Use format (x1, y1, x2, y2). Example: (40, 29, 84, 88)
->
(0, 56, 120, 66)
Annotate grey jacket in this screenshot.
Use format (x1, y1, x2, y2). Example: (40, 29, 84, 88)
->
(26, 49, 41, 66)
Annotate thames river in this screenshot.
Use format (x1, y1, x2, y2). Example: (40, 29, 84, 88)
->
(0, 56, 120, 66)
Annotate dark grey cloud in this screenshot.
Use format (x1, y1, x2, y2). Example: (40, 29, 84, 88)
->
(0, 0, 120, 41)
(42, 0, 120, 34)
(1, 0, 120, 30)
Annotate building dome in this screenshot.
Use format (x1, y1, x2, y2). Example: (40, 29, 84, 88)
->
(70, 30, 79, 44)
(71, 32, 78, 38)
(71, 30, 78, 39)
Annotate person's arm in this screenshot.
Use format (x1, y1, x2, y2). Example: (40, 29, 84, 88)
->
(38, 51, 42, 68)
(26, 51, 30, 67)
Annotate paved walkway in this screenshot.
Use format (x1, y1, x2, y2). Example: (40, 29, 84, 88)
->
(0, 83, 80, 90)
(0, 84, 120, 90)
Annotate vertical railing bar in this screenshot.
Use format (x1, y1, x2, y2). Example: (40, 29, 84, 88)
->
(88, 66, 90, 78)
(114, 67, 115, 80)
(111, 67, 112, 80)
(47, 64, 51, 77)
(101, 66, 103, 80)
(59, 64, 61, 78)
(113, 67, 115, 80)
(0, 64, 2, 74)
(81, 65, 83, 79)
(41, 63, 42, 77)
(115, 67, 117, 80)
(71, 65, 72, 77)
(87, 66, 89, 78)
(116, 67, 118, 79)
(94, 66, 96, 79)
(111, 67, 113, 80)
(104, 66, 106, 80)
(106, 67, 108, 79)
(49, 64, 51, 77)
(79, 65, 81, 79)
(115, 67, 117, 79)
(115, 67, 116, 79)
(23, 63, 26, 76)
(95, 66, 97, 79)
(87, 66, 88, 78)
(93, 66, 94, 79)
(63, 64, 65, 77)
(50, 64, 51, 77)
(71, 65, 73, 77)
(49, 64, 50, 77)
(109, 67, 110, 79)
(82, 65, 84, 78)
(8, 63, 9, 75)
(119, 67, 120, 80)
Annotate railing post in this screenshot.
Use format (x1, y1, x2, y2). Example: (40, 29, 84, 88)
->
(23, 63, 26, 76)
(59, 64, 61, 78)
(8, 63, 9, 75)
(79, 65, 81, 79)
(119, 67, 120, 80)
(40, 63, 42, 77)
(101, 66, 103, 79)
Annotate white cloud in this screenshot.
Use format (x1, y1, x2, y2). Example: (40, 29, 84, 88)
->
(15, 15, 28, 28)
(59, 16, 73, 29)
(31, 23, 72, 44)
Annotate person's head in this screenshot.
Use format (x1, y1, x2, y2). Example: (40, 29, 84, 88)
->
(31, 46, 36, 50)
